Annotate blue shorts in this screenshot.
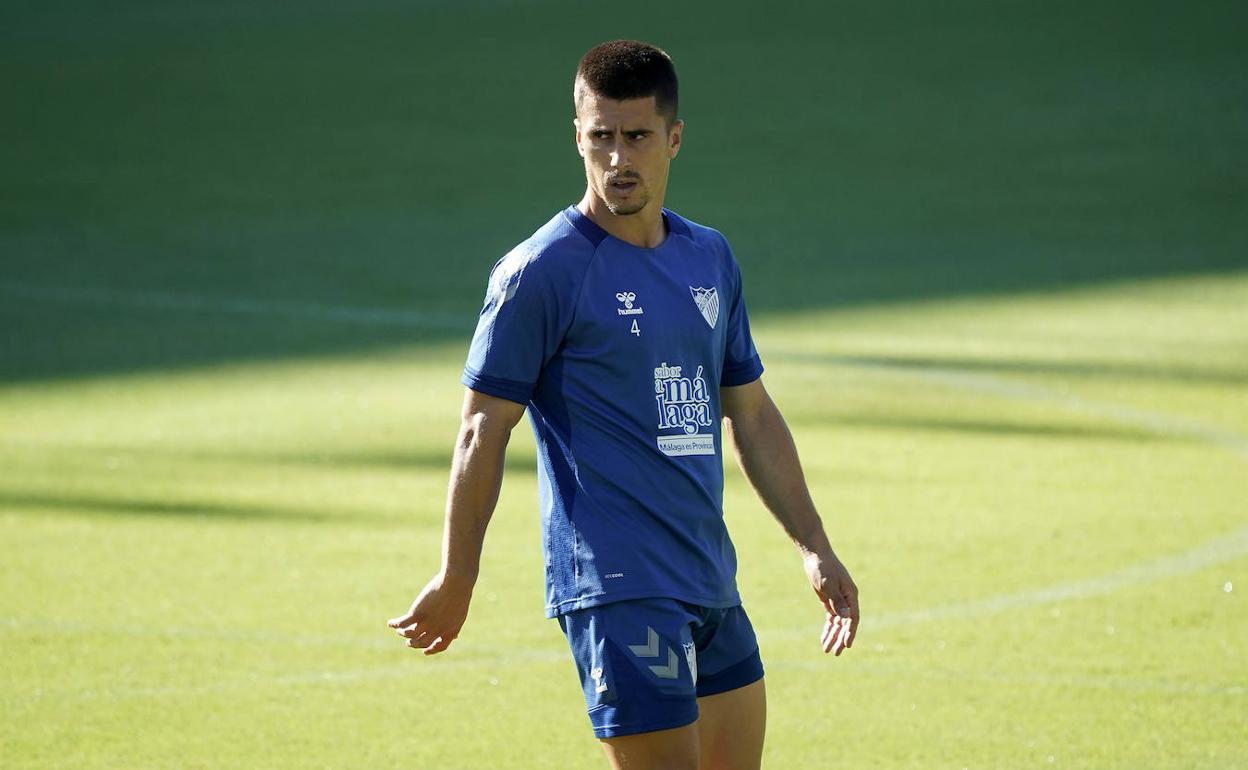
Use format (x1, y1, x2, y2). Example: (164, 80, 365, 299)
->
(558, 598, 765, 739)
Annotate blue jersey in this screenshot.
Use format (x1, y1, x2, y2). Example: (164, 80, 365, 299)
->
(462, 205, 764, 617)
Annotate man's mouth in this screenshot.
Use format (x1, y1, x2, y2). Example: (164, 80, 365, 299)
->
(608, 177, 640, 195)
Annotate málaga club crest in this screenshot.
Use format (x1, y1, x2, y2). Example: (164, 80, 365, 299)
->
(689, 286, 719, 328)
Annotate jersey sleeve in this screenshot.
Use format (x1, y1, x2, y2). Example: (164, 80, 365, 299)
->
(462, 245, 573, 404)
(720, 242, 764, 387)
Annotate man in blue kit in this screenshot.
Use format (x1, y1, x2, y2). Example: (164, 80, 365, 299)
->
(388, 40, 859, 770)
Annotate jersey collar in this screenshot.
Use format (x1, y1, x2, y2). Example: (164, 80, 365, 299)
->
(564, 204, 690, 250)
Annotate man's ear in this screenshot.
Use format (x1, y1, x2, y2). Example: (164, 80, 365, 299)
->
(668, 119, 685, 160)
(573, 118, 585, 158)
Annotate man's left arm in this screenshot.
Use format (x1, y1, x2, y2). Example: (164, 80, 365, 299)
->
(721, 378, 859, 655)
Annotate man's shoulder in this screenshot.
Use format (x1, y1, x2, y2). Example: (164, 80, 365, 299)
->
(485, 207, 599, 305)
(494, 206, 600, 277)
(520, 206, 602, 262)
(665, 209, 733, 256)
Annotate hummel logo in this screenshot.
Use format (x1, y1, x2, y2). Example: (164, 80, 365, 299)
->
(591, 666, 608, 694)
(628, 626, 680, 680)
(616, 291, 644, 316)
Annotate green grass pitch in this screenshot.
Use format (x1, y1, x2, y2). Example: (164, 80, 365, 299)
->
(2, 1, 1245, 767)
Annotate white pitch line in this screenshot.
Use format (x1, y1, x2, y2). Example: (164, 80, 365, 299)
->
(871, 522, 1248, 629)
(766, 659, 1245, 697)
(773, 350, 1248, 460)
(0, 281, 471, 330)
(2, 642, 567, 705)
(761, 523, 1248, 643)
(0, 617, 397, 649)
(903, 365, 1248, 460)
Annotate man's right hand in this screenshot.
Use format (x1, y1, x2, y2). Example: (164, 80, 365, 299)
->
(387, 571, 476, 655)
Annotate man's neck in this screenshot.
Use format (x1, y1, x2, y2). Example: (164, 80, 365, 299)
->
(578, 192, 667, 249)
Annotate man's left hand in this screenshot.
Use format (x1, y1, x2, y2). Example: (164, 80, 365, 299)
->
(804, 550, 858, 656)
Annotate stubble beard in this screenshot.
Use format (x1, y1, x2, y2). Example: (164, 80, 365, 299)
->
(600, 180, 648, 216)
(604, 196, 648, 216)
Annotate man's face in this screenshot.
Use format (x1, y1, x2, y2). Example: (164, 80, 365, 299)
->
(574, 91, 682, 217)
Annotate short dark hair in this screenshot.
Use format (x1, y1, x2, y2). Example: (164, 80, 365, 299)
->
(574, 40, 679, 125)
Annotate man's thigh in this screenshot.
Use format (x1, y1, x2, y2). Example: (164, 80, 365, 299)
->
(696, 678, 766, 770)
(600, 723, 700, 770)
(597, 680, 766, 770)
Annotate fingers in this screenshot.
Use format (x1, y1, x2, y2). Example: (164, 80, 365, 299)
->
(829, 578, 859, 651)
(821, 615, 836, 653)
(394, 621, 433, 646)
(844, 601, 859, 650)
(821, 613, 853, 656)
(390, 617, 459, 655)
(812, 579, 858, 655)
(844, 585, 859, 650)
(423, 635, 454, 655)
(393, 621, 423, 639)
(403, 628, 455, 654)
(832, 595, 858, 651)
(398, 625, 431, 648)
(816, 577, 859, 656)
(831, 615, 852, 656)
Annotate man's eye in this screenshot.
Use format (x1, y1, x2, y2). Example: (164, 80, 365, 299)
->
(593, 132, 611, 140)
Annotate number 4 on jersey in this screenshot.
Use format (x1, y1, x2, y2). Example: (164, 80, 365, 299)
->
(630, 319, 641, 337)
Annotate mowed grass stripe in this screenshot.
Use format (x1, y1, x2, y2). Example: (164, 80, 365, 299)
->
(0, 281, 471, 331)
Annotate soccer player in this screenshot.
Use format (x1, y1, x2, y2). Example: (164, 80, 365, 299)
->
(388, 40, 859, 770)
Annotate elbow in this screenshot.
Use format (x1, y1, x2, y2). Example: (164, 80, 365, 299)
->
(722, 404, 767, 435)
(458, 410, 513, 454)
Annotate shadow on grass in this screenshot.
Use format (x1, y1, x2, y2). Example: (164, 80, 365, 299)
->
(21, 443, 540, 475)
(770, 351, 1248, 388)
(804, 413, 1164, 444)
(191, 446, 543, 476)
(0, 489, 400, 525)
(2, 1, 1246, 386)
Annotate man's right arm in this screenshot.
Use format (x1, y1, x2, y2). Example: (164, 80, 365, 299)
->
(387, 387, 526, 655)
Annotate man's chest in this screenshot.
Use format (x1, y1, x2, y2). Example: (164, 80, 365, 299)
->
(556, 248, 731, 452)
(566, 250, 730, 365)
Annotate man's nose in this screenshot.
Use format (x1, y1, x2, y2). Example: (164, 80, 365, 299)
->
(609, 139, 629, 168)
